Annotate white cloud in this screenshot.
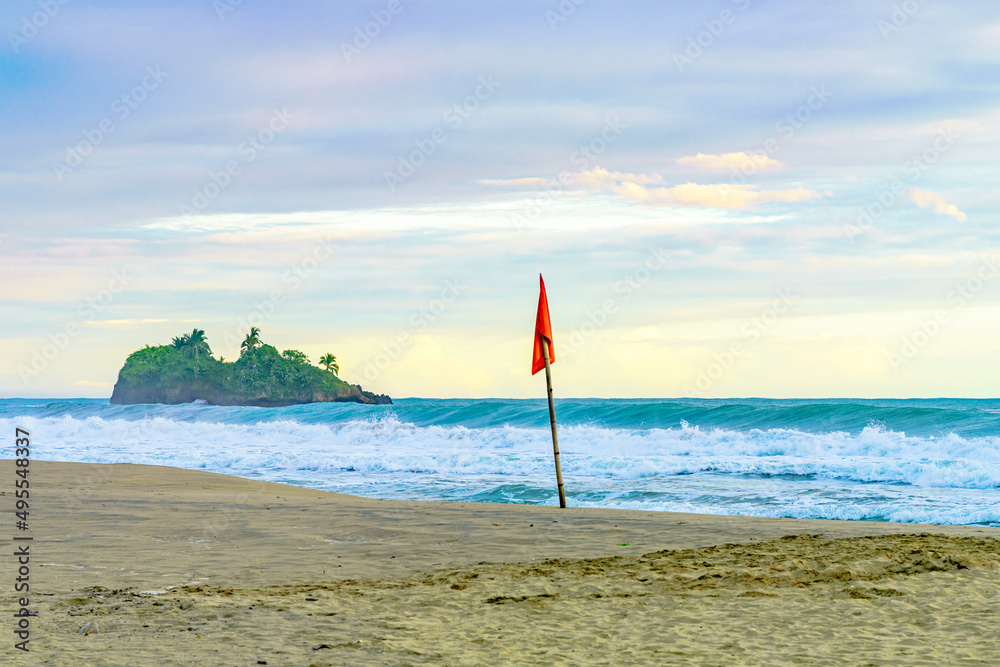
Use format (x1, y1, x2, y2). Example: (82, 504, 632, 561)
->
(479, 166, 821, 210)
(573, 168, 820, 209)
(676, 152, 782, 171)
(648, 183, 819, 209)
(82, 319, 173, 329)
(909, 188, 967, 221)
(573, 167, 664, 189)
(74, 380, 113, 388)
(478, 177, 556, 187)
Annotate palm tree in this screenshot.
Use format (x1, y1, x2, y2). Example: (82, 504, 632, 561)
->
(241, 327, 262, 355)
(319, 353, 339, 376)
(172, 328, 211, 359)
(186, 328, 210, 359)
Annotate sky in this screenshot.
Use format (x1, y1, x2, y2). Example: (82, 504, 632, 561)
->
(2, 0, 1000, 399)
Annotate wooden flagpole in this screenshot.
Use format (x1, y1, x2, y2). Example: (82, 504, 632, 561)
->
(541, 337, 566, 508)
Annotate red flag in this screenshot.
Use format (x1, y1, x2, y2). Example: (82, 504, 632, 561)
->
(532, 274, 554, 375)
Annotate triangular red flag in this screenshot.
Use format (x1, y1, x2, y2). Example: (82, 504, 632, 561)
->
(532, 274, 554, 375)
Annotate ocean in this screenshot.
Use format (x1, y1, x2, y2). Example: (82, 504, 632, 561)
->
(4, 397, 1000, 525)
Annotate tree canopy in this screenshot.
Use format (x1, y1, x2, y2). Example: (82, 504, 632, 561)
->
(319, 353, 339, 376)
(241, 326, 262, 355)
(282, 349, 310, 364)
(171, 328, 212, 360)
(111, 329, 383, 406)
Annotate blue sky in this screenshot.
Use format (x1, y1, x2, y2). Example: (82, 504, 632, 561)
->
(3, 0, 1000, 398)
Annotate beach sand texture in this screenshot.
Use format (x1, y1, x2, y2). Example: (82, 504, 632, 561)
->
(5, 461, 1000, 666)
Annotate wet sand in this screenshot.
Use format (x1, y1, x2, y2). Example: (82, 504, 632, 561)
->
(4, 460, 1000, 665)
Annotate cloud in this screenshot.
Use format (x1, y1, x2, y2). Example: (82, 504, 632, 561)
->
(478, 177, 556, 187)
(909, 188, 967, 221)
(74, 380, 113, 388)
(652, 183, 819, 209)
(82, 319, 173, 329)
(573, 167, 664, 190)
(478, 166, 822, 209)
(573, 168, 821, 209)
(676, 152, 783, 171)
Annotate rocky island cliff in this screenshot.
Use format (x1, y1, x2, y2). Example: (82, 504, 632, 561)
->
(110, 328, 391, 407)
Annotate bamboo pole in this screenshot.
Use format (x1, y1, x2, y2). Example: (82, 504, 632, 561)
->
(541, 337, 566, 508)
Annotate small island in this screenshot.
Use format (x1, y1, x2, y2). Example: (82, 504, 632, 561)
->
(110, 327, 391, 406)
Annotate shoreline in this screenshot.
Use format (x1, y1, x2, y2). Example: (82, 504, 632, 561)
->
(7, 396, 1000, 526)
(6, 460, 1000, 665)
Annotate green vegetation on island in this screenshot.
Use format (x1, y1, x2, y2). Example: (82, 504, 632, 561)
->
(110, 328, 391, 406)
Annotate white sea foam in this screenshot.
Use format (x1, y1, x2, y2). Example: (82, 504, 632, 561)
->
(8, 415, 1000, 487)
(5, 412, 1000, 525)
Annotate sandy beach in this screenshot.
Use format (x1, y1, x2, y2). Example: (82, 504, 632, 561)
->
(4, 460, 1000, 665)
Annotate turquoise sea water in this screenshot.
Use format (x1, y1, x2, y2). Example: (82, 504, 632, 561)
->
(4, 397, 1000, 525)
